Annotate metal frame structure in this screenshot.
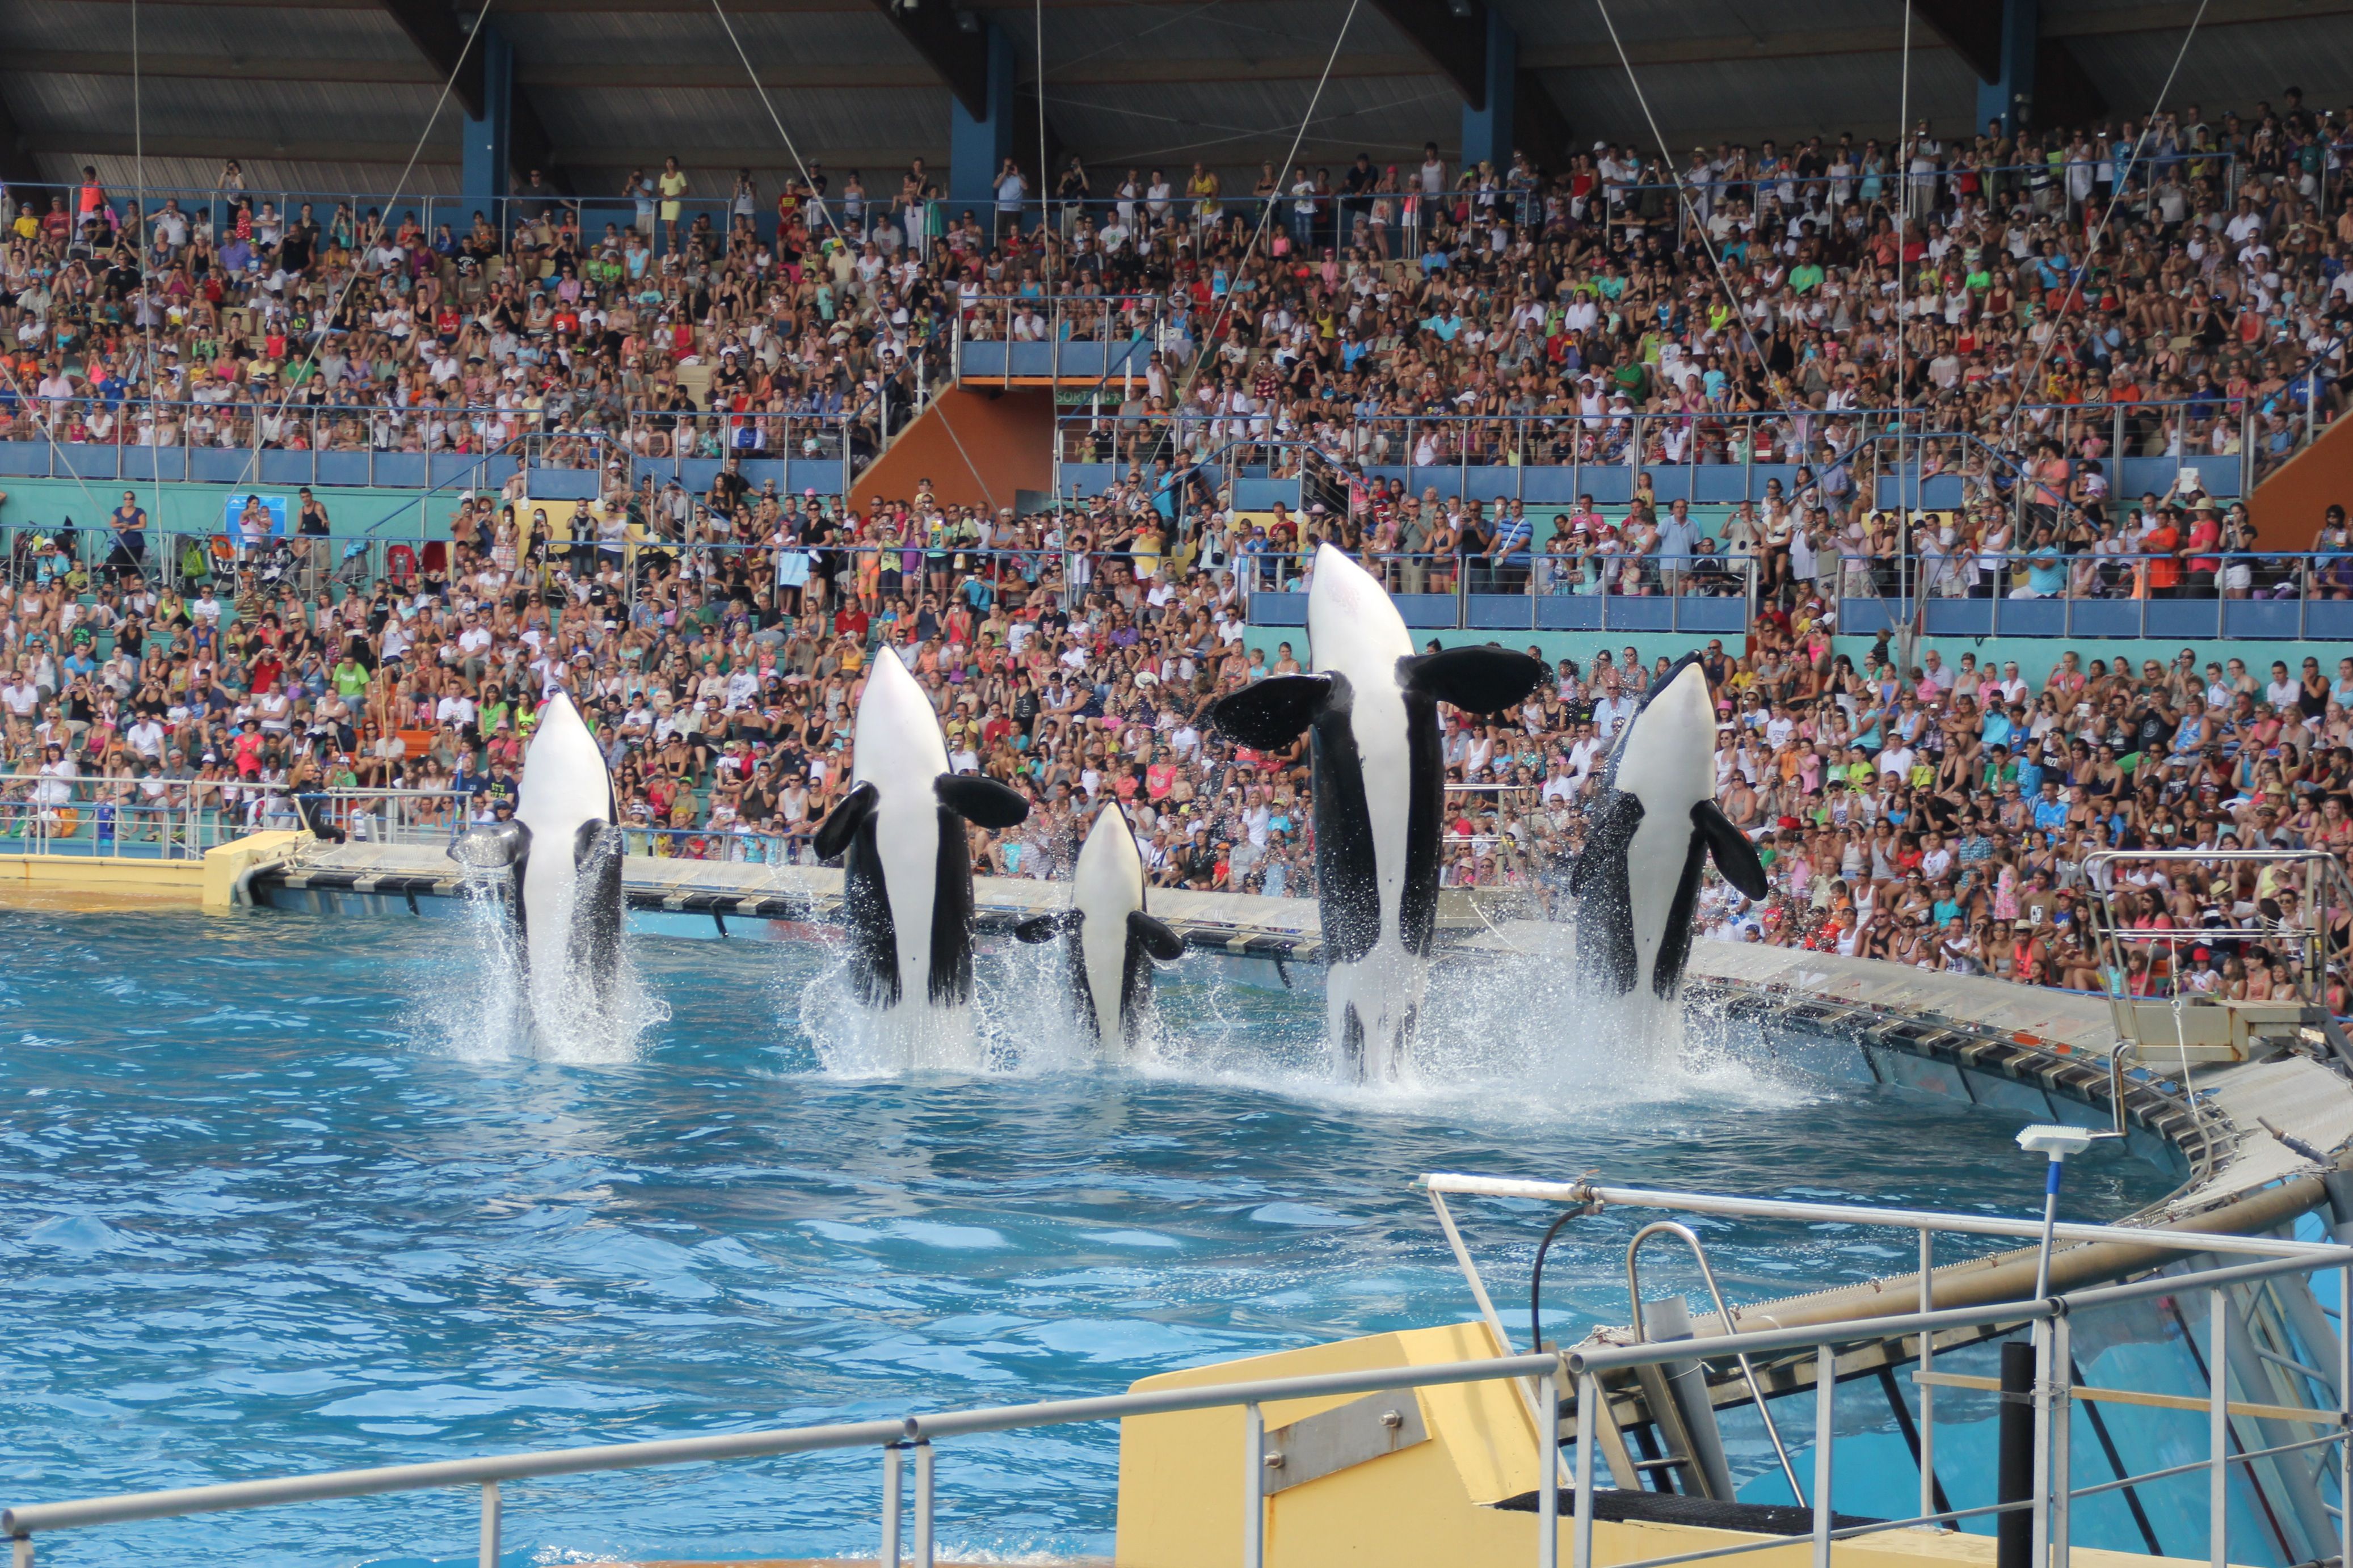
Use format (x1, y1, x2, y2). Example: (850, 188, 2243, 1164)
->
(2082, 848, 2353, 1021)
(1425, 1172, 2353, 1567)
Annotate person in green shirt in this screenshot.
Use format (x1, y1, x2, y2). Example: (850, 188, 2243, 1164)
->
(1788, 259, 1825, 293)
(331, 655, 369, 700)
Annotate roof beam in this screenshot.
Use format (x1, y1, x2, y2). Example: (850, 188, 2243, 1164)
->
(372, 0, 485, 117)
(1365, 0, 1488, 107)
(1905, 0, 2002, 81)
(365, 0, 578, 193)
(23, 132, 460, 164)
(0, 80, 39, 186)
(1511, 65, 1571, 168)
(865, 0, 991, 119)
(2034, 38, 2108, 127)
(0, 49, 1439, 89)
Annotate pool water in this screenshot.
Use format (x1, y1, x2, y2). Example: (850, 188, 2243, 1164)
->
(0, 907, 2172, 1567)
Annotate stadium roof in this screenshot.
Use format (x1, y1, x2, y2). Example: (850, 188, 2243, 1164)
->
(0, 0, 2344, 200)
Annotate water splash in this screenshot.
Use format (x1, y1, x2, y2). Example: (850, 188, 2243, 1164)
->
(413, 869, 664, 1065)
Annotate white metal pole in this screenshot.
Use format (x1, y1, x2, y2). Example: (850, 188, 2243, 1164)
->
(882, 1444, 903, 1568)
(1813, 1343, 1834, 1568)
(1573, 1372, 1596, 1568)
(2210, 1289, 2228, 1568)
(1918, 1230, 1935, 1521)
(2339, 1263, 2350, 1568)
(1538, 1367, 1559, 1568)
(913, 1441, 935, 1568)
(2034, 1153, 2064, 1300)
(1241, 1402, 1265, 1568)
(12, 1537, 30, 1568)
(2052, 1313, 2072, 1568)
(477, 1481, 500, 1568)
(2032, 1318, 2052, 1567)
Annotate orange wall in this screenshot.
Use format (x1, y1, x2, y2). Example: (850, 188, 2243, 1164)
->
(849, 389, 1055, 516)
(2249, 413, 2352, 550)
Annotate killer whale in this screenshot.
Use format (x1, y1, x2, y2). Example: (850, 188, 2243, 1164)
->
(813, 647, 1030, 1012)
(1571, 654, 1770, 999)
(448, 690, 626, 1008)
(1207, 543, 1543, 1080)
(1013, 800, 1185, 1051)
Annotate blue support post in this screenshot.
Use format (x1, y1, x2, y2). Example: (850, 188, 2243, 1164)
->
(948, 23, 1016, 229)
(1458, 11, 1516, 175)
(459, 25, 512, 220)
(1977, 0, 2038, 134)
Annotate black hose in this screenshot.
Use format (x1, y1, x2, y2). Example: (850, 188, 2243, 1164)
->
(1529, 1208, 1584, 1354)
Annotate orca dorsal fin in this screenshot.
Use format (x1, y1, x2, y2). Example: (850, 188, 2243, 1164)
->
(1127, 909, 1185, 962)
(1012, 909, 1083, 943)
(811, 781, 878, 860)
(1691, 799, 1770, 899)
(1399, 647, 1544, 713)
(1207, 674, 1331, 749)
(936, 773, 1032, 829)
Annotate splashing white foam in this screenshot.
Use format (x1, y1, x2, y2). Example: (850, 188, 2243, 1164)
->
(414, 870, 663, 1065)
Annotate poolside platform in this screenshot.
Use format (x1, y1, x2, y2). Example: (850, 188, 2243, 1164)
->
(242, 834, 1531, 970)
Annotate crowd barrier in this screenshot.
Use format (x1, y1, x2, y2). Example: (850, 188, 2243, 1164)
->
(0, 397, 879, 498)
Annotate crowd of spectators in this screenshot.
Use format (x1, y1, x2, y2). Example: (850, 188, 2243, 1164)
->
(1, 92, 2350, 1011)
(0, 91, 2345, 494)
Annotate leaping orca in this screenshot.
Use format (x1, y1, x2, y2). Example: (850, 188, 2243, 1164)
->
(448, 690, 626, 1006)
(1571, 654, 1770, 999)
(1207, 543, 1544, 1081)
(813, 647, 1031, 1012)
(1013, 801, 1185, 1052)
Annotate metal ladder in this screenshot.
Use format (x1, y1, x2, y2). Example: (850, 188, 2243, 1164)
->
(1625, 1221, 1803, 1503)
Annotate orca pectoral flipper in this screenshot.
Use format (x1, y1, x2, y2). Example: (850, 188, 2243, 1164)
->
(1569, 789, 1642, 896)
(573, 819, 624, 865)
(1127, 910, 1185, 962)
(812, 782, 878, 860)
(1013, 909, 1083, 943)
(1207, 674, 1331, 749)
(935, 773, 1031, 829)
(449, 820, 530, 869)
(1399, 647, 1545, 713)
(1691, 799, 1770, 898)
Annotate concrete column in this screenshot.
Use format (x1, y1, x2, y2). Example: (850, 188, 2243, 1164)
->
(1458, 11, 1516, 176)
(1977, 0, 2038, 134)
(948, 23, 1017, 224)
(459, 24, 513, 216)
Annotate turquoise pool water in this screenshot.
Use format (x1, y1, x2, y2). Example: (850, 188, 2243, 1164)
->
(0, 907, 2171, 1566)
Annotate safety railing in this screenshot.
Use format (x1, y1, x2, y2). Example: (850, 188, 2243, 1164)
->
(0, 395, 871, 494)
(950, 293, 1179, 390)
(618, 823, 816, 865)
(9, 1173, 2350, 1567)
(12, 143, 2263, 264)
(1056, 394, 2306, 508)
(1834, 550, 2353, 642)
(1239, 548, 1756, 634)
(1422, 1172, 2353, 1568)
(0, 770, 267, 858)
(317, 786, 472, 846)
(2082, 846, 2353, 1012)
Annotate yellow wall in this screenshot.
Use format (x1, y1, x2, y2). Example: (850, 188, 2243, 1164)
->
(0, 854, 208, 905)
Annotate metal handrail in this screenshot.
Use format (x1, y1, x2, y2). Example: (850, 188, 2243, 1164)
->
(7, 1178, 2352, 1568)
(1625, 1220, 1801, 1500)
(0, 1350, 1561, 1549)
